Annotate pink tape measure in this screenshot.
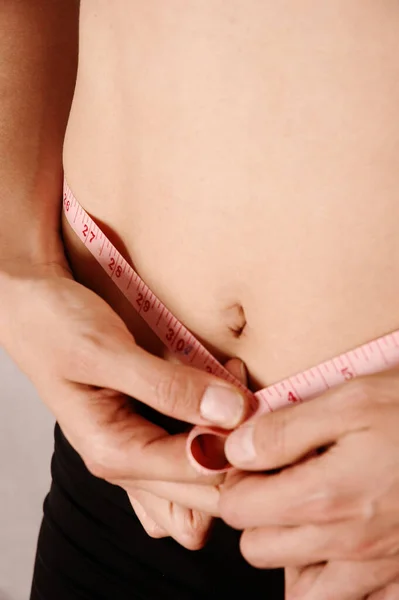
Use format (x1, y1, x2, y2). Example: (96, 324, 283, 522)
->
(63, 180, 399, 474)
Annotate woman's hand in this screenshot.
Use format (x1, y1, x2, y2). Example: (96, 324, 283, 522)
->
(0, 261, 249, 549)
(125, 356, 248, 543)
(285, 561, 399, 600)
(219, 369, 399, 597)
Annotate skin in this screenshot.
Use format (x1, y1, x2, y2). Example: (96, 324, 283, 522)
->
(220, 369, 399, 598)
(0, 260, 250, 550)
(62, 3, 399, 564)
(2, 1, 399, 596)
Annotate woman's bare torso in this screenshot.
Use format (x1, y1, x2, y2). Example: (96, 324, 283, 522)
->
(62, 0, 399, 390)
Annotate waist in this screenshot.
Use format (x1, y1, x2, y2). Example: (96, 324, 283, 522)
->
(61, 167, 399, 391)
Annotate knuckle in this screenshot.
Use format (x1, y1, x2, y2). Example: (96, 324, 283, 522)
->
(337, 531, 369, 560)
(145, 523, 167, 539)
(256, 411, 290, 467)
(338, 528, 386, 562)
(349, 538, 376, 561)
(305, 492, 339, 524)
(83, 444, 117, 482)
(154, 370, 181, 414)
(297, 479, 349, 525)
(153, 366, 196, 416)
(356, 535, 399, 562)
(85, 456, 112, 481)
(178, 512, 211, 550)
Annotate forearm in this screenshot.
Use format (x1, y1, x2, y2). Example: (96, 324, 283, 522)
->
(0, 0, 79, 268)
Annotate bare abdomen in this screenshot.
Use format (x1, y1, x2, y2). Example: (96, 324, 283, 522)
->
(63, 0, 399, 389)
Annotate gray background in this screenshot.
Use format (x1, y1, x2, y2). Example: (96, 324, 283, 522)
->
(0, 348, 53, 600)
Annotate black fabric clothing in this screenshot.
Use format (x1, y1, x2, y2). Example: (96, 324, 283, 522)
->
(30, 423, 284, 599)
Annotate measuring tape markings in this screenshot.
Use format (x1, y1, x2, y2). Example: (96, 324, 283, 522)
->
(63, 181, 399, 474)
(63, 184, 260, 400)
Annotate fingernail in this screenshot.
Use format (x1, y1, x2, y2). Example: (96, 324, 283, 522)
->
(225, 424, 256, 464)
(200, 386, 244, 428)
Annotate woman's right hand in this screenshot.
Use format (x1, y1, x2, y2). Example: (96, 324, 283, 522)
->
(0, 260, 249, 548)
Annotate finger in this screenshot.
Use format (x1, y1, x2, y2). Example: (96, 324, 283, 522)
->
(285, 566, 305, 591)
(239, 521, 399, 568)
(285, 564, 325, 598)
(68, 326, 250, 430)
(224, 375, 374, 471)
(241, 521, 397, 569)
(128, 495, 168, 538)
(60, 387, 225, 484)
(240, 525, 319, 569)
(133, 479, 221, 516)
(220, 457, 336, 529)
(180, 358, 249, 474)
(241, 525, 325, 569)
(367, 579, 399, 600)
(222, 422, 399, 531)
(128, 489, 213, 550)
(290, 559, 399, 600)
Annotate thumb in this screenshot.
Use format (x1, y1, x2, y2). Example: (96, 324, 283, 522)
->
(66, 329, 251, 430)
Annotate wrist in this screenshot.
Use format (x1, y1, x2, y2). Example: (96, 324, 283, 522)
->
(0, 255, 73, 344)
(0, 254, 72, 281)
(0, 241, 71, 276)
(0, 179, 70, 270)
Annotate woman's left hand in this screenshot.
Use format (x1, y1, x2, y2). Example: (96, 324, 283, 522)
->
(219, 368, 399, 597)
(126, 356, 248, 547)
(285, 561, 399, 600)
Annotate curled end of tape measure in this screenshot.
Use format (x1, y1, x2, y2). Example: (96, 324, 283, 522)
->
(187, 395, 263, 474)
(186, 426, 231, 474)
